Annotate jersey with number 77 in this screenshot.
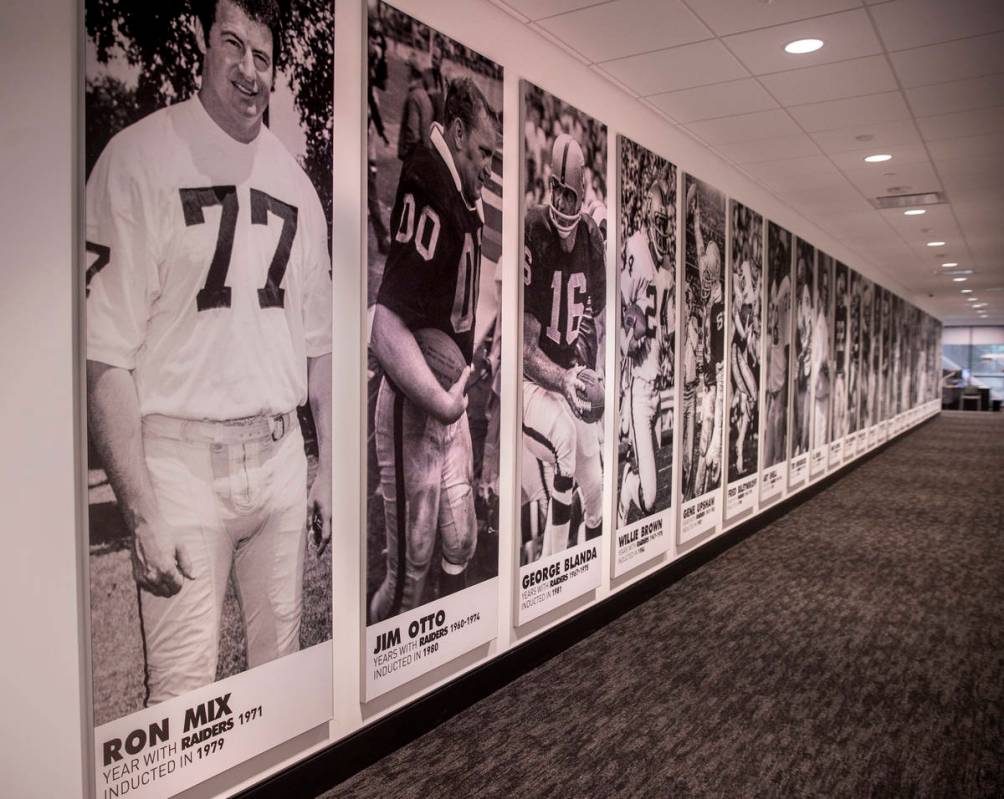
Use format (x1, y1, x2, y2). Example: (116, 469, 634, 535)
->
(85, 97, 333, 421)
(377, 124, 485, 364)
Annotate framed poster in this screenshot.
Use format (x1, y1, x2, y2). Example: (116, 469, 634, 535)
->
(725, 200, 763, 520)
(810, 251, 833, 476)
(613, 136, 677, 576)
(859, 277, 875, 449)
(829, 261, 849, 466)
(518, 80, 607, 623)
(845, 268, 862, 458)
(761, 221, 792, 503)
(879, 285, 891, 440)
(363, 1, 504, 698)
(83, 2, 335, 795)
(789, 237, 814, 489)
(678, 174, 727, 547)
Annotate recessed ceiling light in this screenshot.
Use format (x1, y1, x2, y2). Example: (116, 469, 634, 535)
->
(864, 154, 892, 163)
(927, 241, 946, 247)
(961, 289, 973, 294)
(942, 262, 958, 267)
(966, 297, 978, 301)
(904, 209, 926, 216)
(953, 277, 967, 282)
(973, 303, 988, 308)
(785, 38, 824, 54)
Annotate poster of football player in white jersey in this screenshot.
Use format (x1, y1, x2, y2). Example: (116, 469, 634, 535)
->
(519, 81, 607, 623)
(364, 2, 503, 697)
(879, 286, 891, 437)
(829, 261, 849, 465)
(760, 221, 792, 503)
(845, 268, 862, 458)
(679, 174, 726, 548)
(724, 200, 762, 521)
(789, 237, 814, 489)
(858, 277, 873, 448)
(810, 251, 833, 476)
(84, 2, 334, 794)
(613, 136, 677, 576)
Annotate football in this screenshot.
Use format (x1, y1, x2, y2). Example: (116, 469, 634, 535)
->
(413, 327, 465, 391)
(623, 304, 648, 341)
(576, 368, 604, 423)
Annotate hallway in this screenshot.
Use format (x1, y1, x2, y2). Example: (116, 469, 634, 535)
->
(324, 413, 1004, 798)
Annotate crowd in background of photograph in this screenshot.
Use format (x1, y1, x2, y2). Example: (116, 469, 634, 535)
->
(524, 85, 607, 214)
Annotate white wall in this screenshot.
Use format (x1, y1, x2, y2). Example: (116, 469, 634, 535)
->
(0, 1, 940, 797)
(0, 1, 87, 797)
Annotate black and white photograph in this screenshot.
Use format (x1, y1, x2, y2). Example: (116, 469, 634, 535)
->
(790, 237, 814, 486)
(869, 278, 882, 432)
(880, 285, 891, 426)
(614, 136, 676, 574)
(725, 200, 762, 518)
(846, 268, 862, 452)
(519, 81, 607, 621)
(858, 277, 874, 444)
(364, 1, 503, 696)
(810, 250, 833, 474)
(761, 221, 792, 496)
(84, 1, 334, 794)
(679, 174, 726, 544)
(891, 293, 903, 419)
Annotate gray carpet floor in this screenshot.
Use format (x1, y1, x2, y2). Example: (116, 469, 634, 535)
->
(323, 413, 1004, 798)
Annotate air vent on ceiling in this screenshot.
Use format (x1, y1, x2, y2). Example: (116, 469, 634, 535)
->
(871, 191, 946, 210)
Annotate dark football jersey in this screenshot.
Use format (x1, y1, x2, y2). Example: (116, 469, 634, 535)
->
(377, 137, 484, 363)
(523, 205, 606, 372)
(707, 295, 726, 369)
(834, 306, 847, 376)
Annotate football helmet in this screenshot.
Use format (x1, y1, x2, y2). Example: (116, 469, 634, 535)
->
(700, 240, 721, 301)
(644, 181, 673, 263)
(548, 134, 585, 240)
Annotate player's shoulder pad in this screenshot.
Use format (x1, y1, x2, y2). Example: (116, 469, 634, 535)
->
(93, 104, 175, 173)
(399, 144, 454, 214)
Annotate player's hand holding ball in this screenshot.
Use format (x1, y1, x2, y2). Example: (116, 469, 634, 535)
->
(562, 365, 590, 419)
(131, 517, 196, 597)
(623, 304, 649, 356)
(413, 328, 471, 425)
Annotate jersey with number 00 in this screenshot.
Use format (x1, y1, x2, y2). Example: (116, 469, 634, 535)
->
(85, 98, 333, 420)
(622, 229, 673, 383)
(377, 126, 484, 363)
(523, 206, 606, 373)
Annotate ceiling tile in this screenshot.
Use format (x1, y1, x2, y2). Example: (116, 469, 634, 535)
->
(905, 74, 1004, 118)
(869, 0, 1004, 52)
(828, 143, 933, 170)
(685, 109, 801, 145)
(715, 133, 821, 164)
(682, 0, 861, 37)
(536, 0, 711, 63)
(810, 119, 922, 154)
(842, 160, 944, 198)
(927, 132, 1004, 161)
(647, 78, 777, 122)
(499, 0, 615, 21)
(742, 155, 840, 180)
(889, 31, 1004, 88)
(759, 55, 899, 106)
(599, 39, 748, 95)
(789, 91, 912, 133)
(916, 106, 1004, 141)
(722, 9, 883, 75)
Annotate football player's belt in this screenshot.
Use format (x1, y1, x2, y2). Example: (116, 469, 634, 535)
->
(141, 410, 297, 444)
